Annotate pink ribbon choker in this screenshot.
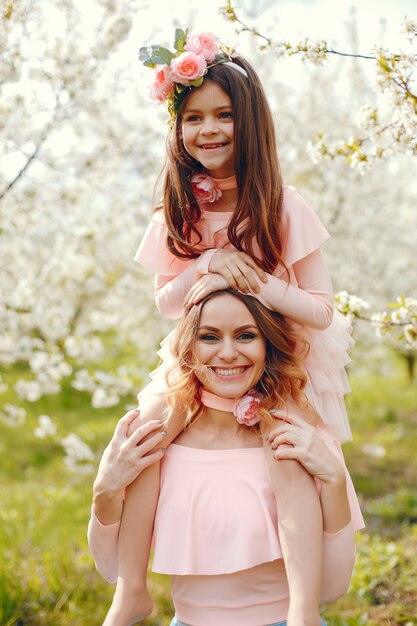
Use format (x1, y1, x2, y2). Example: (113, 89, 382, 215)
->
(200, 388, 263, 427)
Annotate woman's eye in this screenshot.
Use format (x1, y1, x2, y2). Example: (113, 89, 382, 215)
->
(198, 334, 219, 342)
(237, 332, 257, 341)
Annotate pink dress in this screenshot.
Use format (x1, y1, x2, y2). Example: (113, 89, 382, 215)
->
(134, 186, 353, 442)
(88, 428, 364, 625)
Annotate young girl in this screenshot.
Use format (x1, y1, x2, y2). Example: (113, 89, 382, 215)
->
(102, 30, 354, 625)
(91, 290, 364, 625)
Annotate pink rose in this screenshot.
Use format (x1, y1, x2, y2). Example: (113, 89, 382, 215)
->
(148, 65, 174, 103)
(185, 32, 219, 62)
(191, 174, 222, 203)
(234, 391, 263, 427)
(170, 51, 207, 85)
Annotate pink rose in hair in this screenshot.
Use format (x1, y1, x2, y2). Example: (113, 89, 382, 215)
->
(148, 65, 174, 103)
(185, 32, 219, 62)
(191, 174, 222, 203)
(170, 51, 207, 85)
(234, 391, 263, 427)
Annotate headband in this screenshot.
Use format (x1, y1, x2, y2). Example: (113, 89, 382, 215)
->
(139, 29, 248, 125)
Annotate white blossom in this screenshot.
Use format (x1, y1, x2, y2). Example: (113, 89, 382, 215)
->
(361, 443, 386, 458)
(60, 433, 95, 475)
(0, 404, 26, 427)
(34, 414, 57, 438)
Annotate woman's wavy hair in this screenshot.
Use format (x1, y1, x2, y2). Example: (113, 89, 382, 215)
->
(165, 290, 309, 428)
(159, 56, 284, 275)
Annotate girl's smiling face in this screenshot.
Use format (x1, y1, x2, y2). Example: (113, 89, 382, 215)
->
(193, 293, 266, 399)
(181, 81, 235, 179)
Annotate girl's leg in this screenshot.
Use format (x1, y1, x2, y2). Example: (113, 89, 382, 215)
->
(262, 414, 323, 626)
(103, 393, 185, 626)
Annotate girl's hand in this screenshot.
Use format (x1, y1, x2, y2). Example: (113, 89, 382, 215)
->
(209, 250, 267, 294)
(184, 273, 229, 308)
(267, 411, 344, 484)
(93, 410, 167, 497)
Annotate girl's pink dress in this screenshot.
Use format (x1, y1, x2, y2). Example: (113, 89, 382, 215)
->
(134, 186, 353, 442)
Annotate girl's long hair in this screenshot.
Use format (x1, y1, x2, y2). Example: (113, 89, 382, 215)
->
(160, 57, 284, 275)
(165, 290, 309, 427)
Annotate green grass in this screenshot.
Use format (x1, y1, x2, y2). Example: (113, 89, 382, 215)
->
(0, 358, 416, 625)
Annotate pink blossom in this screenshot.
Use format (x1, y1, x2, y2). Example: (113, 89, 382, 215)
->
(170, 51, 207, 85)
(191, 174, 222, 203)
(234, 391, 263, 427)
(148, 65, 174, 103)
(185, 32, 219, 62)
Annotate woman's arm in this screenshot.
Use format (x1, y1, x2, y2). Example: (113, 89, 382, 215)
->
(267, 412, 357, 601)
(88, 412, 166, 581)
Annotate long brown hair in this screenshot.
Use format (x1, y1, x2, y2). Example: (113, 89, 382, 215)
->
(160, 57, 284, 275)
(165, 290, 309, 426)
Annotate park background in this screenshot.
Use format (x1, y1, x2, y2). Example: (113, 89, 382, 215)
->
(1, 0, 416, 624)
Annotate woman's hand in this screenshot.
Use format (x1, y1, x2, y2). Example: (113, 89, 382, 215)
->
(184, 273, 229, 308)
(267, 411, 344, 484)
(92, 410, 167, 524)
(208, 250, 267, 294)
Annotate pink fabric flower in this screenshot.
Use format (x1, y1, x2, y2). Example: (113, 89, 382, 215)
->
(191, 174, 222, 203)
(170, 51, 207, 85)
(185, 32, 219, 62)
(234, 391, 263, 427)
(148, 65, 174, 103)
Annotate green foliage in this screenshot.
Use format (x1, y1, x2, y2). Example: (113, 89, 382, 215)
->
(0, 364, 416, 624)
(174, 28, 188, 52)
(138, 45, 175, 68)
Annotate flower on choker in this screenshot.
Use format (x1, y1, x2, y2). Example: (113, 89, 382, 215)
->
(191, 173, 222, 203)
(234, 390, 263, 427)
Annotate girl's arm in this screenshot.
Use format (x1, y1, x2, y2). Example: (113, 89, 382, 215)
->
(251, 249, 334, 329)
(185, 248, 334, 330)
(154, 251, 228, 319)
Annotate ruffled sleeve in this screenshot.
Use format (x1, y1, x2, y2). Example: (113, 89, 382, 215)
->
(134, 210, 190, 276)
(281, 186, 330, 268)
(87, 512, 120, 584)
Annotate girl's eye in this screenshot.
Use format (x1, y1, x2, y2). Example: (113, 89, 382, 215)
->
(220, 111, 233, 119)
(184, 114, 200, 122)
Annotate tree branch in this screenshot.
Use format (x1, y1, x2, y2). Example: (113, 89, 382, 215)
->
(0, 136, 46, 202)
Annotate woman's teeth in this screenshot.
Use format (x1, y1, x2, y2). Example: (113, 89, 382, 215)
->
(212, 367, 246, 376)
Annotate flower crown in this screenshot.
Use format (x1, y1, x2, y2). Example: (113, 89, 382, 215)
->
(139, 29, 247, 124)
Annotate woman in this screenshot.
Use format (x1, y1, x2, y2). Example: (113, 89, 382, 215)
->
(89, 291, 363, 625)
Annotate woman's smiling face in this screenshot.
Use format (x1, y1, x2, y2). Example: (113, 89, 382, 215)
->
(181, 80, 235, 179)
(193, 293, 266, 399)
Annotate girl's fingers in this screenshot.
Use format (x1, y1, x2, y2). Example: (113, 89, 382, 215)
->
(239, 253, 267, 283)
